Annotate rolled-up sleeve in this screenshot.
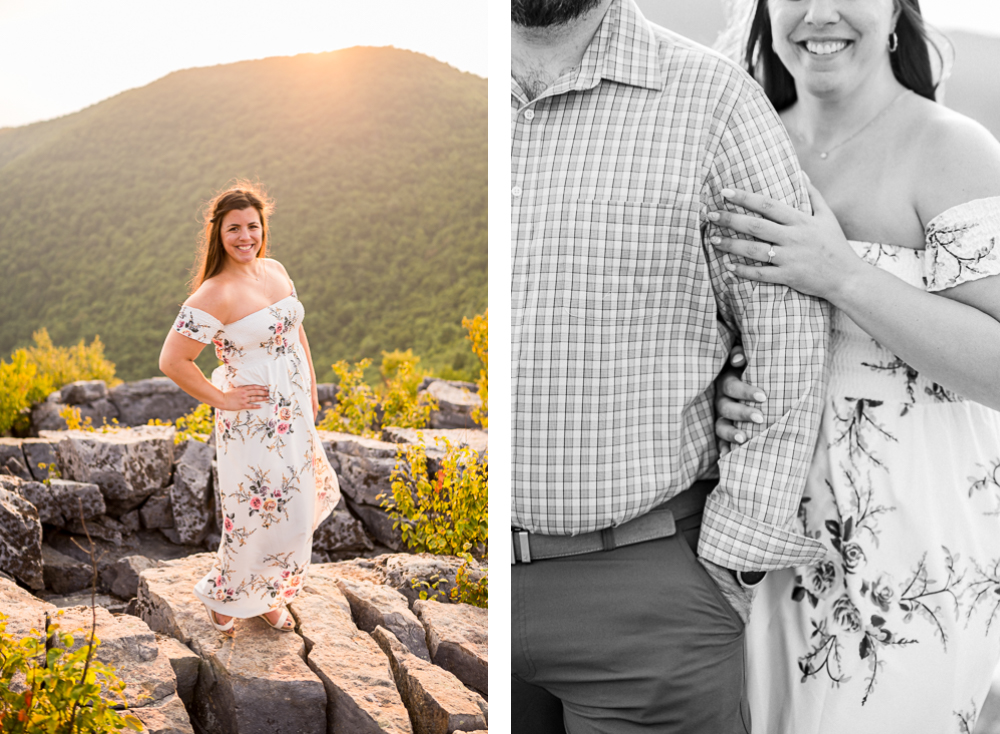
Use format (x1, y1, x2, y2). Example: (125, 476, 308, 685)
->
(697, 81, 830, 571)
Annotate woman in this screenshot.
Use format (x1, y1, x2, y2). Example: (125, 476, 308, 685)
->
(159, 182, 341, 636)
(709, 0, 1000, 731)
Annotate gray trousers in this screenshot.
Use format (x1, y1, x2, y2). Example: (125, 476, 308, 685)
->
(511, 514, 751, 733)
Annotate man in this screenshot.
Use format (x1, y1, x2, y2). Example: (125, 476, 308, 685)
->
(510, 0, 830, 731)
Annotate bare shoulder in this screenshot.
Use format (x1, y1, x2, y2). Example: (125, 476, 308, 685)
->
(911, 99, 1000, 223)
(183, 277, 233, 322)
(264, 258, 294, 289)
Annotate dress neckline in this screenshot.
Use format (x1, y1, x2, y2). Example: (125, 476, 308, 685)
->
(185, 292, 297, 328)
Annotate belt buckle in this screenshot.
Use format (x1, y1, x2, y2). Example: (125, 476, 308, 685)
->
(511, 529, 531, 564)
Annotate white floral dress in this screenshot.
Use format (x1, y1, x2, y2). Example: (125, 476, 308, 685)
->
(172, 282, 341, 617)
(746, 198, 1000, 734)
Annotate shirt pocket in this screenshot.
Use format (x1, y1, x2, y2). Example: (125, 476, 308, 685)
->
(554, 200, 675, 325)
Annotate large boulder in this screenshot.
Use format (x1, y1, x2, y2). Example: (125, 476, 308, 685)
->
(372, 626, 488, 734)
(141, 487, 175, 529)
(18, 478, 106, 527)
(22, 438, 59, 481)
(41, 544, 94, 594)
(0, 484, 44, 589)
(154, 632, 201, 709)
(412, 600, 487, 698)
(169, 439, 214, 545)
(109, 378, 200, 427)
(336, 578, 431, 660)
(381, 428, 488, 457)
(291, 569, 413, 734)
(60, 380, 110, 405)
(137, 553, 329, 734)
(0, 576, 54, 691)
(418, 381, 481, 430)
(49, 605, 178, 708)
(54, 426, 175, 516)
(313, 499, 374, 557)
(128, 693, 196, 734)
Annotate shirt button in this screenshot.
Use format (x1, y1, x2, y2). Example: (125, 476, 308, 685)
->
(524, 109, 535, 121)
(512, 186, 522, 197)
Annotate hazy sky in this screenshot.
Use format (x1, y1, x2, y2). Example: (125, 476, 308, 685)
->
(0, 0, 488, 128)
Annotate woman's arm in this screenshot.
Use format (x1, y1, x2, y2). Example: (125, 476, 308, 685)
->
(298, 324, 320, 422)
(159, 330, 270, 411)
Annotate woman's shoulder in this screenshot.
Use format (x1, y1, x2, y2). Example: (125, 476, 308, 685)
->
(910, 100, 1000, 224)
(183, 277, 232, 323)
(263, 258, 294, 290)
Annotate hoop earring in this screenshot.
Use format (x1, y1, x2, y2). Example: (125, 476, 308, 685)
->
(888, 32, 898, 53)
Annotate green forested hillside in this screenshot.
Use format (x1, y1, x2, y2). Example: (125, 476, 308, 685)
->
(0, 47, 487, 382)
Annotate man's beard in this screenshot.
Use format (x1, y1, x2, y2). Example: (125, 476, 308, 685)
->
(511, 0, 605, 28)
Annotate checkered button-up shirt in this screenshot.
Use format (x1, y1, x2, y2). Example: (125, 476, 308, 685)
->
(511, 0, 830, 571)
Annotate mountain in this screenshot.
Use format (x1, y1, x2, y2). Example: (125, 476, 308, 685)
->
(0, 47, 487, 382)
(635, 0, 1000, 140)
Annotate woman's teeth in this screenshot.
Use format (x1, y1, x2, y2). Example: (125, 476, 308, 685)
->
(805, 40, 849, 56)
(237, 245, 254, 251)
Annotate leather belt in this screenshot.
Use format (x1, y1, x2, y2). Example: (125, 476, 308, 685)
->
(512, 480, 714, 564)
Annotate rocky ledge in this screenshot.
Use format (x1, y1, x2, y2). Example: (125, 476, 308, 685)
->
(2, 551, 487, 734)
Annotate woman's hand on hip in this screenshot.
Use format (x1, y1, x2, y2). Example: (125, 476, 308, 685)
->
(222, 384, 270, 411)
(707, 180, 865, 302)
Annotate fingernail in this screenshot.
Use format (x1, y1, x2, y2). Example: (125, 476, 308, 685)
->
(734, 432, 746, 443)
(751, 413, 764, 424)
(721, 188, 735, 198)
(754, 391, 766, 402)
(725, 262, 736, 271)
(710, 235, 721, 244)
(707, 212, 720, 221)
(732, 354, 744, 365)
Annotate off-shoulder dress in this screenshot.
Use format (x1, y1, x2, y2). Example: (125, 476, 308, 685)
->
(172, 281, 341, 618)
(746, 198, 1000, 733)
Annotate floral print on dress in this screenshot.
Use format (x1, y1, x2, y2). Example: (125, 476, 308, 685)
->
(171, 278, 342, 619)
(747, 200, 1000, 734)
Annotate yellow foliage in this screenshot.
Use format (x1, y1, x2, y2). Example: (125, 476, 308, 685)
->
(462, 310, 487, 428)
(318, 359, 380, 438)
(147, 403, 213, 444)
(0, 352, 53, 436)
(22, 328, 120, 390)
(380, 351, 438, 430)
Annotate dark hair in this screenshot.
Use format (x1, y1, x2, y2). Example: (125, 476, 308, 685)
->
(190, 180, 274, 293)
(745, 0, 942, 111)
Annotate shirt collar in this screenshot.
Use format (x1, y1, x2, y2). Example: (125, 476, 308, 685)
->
(575, 0, 663, 94)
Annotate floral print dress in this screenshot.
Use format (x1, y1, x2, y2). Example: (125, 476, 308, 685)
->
(172, 281, 341, 618)
(746, 198, 1000, 734)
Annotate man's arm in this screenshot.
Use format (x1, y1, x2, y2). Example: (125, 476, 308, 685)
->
(698, 77, 830, 573)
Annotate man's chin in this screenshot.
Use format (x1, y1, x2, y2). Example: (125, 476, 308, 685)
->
(512, 0, 605, 28)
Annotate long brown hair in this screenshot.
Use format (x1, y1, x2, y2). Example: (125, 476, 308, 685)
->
(189, 180, 275, 293)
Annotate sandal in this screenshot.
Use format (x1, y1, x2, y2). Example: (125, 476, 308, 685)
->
(203, 603, 235, 638)
(260, 606, 295, 632)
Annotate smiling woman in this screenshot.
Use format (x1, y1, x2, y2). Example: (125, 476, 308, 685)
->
(158, 181, 342, 636)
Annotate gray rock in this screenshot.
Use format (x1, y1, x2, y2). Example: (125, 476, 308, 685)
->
(121, 508, 141, 534)
(372, 626, 488, 734)
(313, 498, 374, 555)
(413, 600, 487, 698)
(291, 572, 413, 734)
(49, 605, 178, 708)
(337, 578, 430, 660)
(109, 378, 200, 427)
(320, 431, 400, 506)
(381, 428, 488, 456)
(141, 487, 175, 529)
(22, 438, 59, 481)
(128, 692, 196, 734)
(169, 439, 213, 545)
(110, 555, 161, 599)
(0, 438, 32, 480)
(137, 553, 328, 734)
(19, 478, 106, 527)
(383, 555, 474, 607)
(420, 381, 482, 430)
(154, 633, 200, 710)
(60, 380, 109, 405)
(41, 543, 94, 594)
(38, 589, 122, 611)
(66, 513, 125, 545)
(0, 485, 44, 589)
(0, 576, 53, 692)
(30, 394, 67, 433)
(346, 498, 405, 551)
(55, 426, 175, 515)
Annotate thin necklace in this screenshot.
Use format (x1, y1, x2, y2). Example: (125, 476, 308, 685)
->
(240, 260, 263, 282)
(802, 89, 910, 160)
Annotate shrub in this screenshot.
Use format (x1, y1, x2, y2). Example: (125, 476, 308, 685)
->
(317, 359, 380, 438)
(379, 351, 438, 430)
(462, 310, 487, 428)
(0, 612, 144, 733)
(22, 329, 120, 390)
(384, 435, 488, 608)
(147, 402, 213, 445)
(0, 352, 52, 436)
